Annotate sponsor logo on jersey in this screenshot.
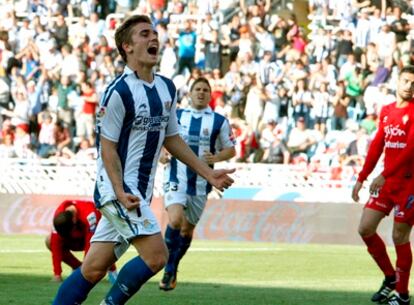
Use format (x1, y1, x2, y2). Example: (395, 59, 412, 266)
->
(384, 141, 407, 149)
(133, 110, 169, 131)
(384, 124, 406, 137)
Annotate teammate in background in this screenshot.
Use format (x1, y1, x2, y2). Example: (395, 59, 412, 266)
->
(52, 15, 234, 305)
(352, 65, 414, 305)
(159, 77, 236, 291)
(45, 199, 117, 283)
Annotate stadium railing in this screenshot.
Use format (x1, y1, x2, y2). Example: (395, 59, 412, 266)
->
(0, 158, 360, 198)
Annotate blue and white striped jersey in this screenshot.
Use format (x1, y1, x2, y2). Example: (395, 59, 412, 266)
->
(94, 66, 179, 208)
(164, 106, 235, 195)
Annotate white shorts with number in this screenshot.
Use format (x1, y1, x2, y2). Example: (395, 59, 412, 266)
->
(91, 200, 160, 259)
(164, 190, 207, 225)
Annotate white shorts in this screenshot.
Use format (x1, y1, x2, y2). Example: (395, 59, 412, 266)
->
(91, 200, 160, 259)
(164, 191, 207, 225)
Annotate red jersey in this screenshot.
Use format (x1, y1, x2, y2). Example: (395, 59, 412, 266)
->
(82, 90, 98, 115)
(50, 200, 101, 276)
(381, 103, 414, 179)
(358, 102, 414, 183)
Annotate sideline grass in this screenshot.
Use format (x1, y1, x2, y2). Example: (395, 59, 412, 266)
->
(0, 235, 404, 305)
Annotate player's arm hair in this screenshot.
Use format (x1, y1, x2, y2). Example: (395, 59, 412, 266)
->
(214, 146, 236, 162)
(164, 134, 214, 180)
(100, 136, 125, 197)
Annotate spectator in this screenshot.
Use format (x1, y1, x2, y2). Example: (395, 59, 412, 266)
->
(330, 81, 349, 130)
(312, 81, 330, 134)
(37, 112, 57, 158)
(56, 75, 76, 128)
(52, 14, 69, 50)
(291, 79, 312, 126)
(176, 20, 197, 76)
(0, 131, 16, 158)
(76, 81, 98, 143)
(204, 30, 222, 72)
(287, 116, 317, 159)
(344, 127, 369, 166)
(54, 120, 72, 156)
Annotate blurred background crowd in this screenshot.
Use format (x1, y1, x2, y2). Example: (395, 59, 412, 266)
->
(0, 0, 411, 173)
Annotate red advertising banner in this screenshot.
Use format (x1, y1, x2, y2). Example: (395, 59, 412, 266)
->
(0, 195, 395, 245)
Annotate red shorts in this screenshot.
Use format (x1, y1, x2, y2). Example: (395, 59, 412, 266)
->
(365, 180, 401, 215)
(365, 178, 414, 224)
(394, 179, 414, 225)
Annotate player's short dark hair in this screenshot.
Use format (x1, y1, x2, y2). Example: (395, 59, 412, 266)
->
(53, 211, 74, 237)
(400, 65, 414, 76)
(190, 77, 211, 93)
(115, 15, 152, 62)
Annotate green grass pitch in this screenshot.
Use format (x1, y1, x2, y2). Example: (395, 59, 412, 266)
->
(0, 235, 406, 305)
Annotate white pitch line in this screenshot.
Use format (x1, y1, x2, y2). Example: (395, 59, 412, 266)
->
(0, 247, 281, 254)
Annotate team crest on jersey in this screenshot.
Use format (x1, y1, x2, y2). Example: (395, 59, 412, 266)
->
(142, 219, 155, 230)
(164, 101, 172, 111)
(203, 128, 209, 136)
(97, 106, 106, 118)
(403, 115, 409, 125)
(383, 116, 388, 123)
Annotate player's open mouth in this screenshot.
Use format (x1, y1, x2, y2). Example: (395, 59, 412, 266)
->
(147, 46, 158, 55)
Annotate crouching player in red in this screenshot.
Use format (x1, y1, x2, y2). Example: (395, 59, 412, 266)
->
(45, 199, 117, 283)
(352, 65, 414, 305)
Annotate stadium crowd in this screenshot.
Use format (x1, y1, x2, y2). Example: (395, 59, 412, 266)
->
(0, 0, 411, 171)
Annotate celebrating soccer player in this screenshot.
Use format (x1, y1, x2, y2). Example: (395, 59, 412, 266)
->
(352, 65, 414, 305)
(158, 77, 236, 291)
(51, 15, 235, 305)
(45, 199, 117, 283)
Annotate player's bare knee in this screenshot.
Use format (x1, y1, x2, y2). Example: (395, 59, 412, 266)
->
(392, 230, 409, 245)
(145, 257, 167, 273)
(180, 228, 194, 239)
(358, 224, 375, 237)
(81, 264, 107, 283)
(169, 217, 182, 229)
(142, 250, 168, 272)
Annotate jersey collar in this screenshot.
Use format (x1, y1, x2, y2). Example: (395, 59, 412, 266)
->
(124, 65, 155, 87)
(190, 106, 213, 115)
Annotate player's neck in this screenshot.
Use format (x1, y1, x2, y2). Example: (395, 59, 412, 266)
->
(396, 97, 409, 108)
(129, 64, 154, 83)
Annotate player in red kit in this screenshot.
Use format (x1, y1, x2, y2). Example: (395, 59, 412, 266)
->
(368, 96, 414, 305)
(45, 200, 117, 283)
(352, 65, 414, 305)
